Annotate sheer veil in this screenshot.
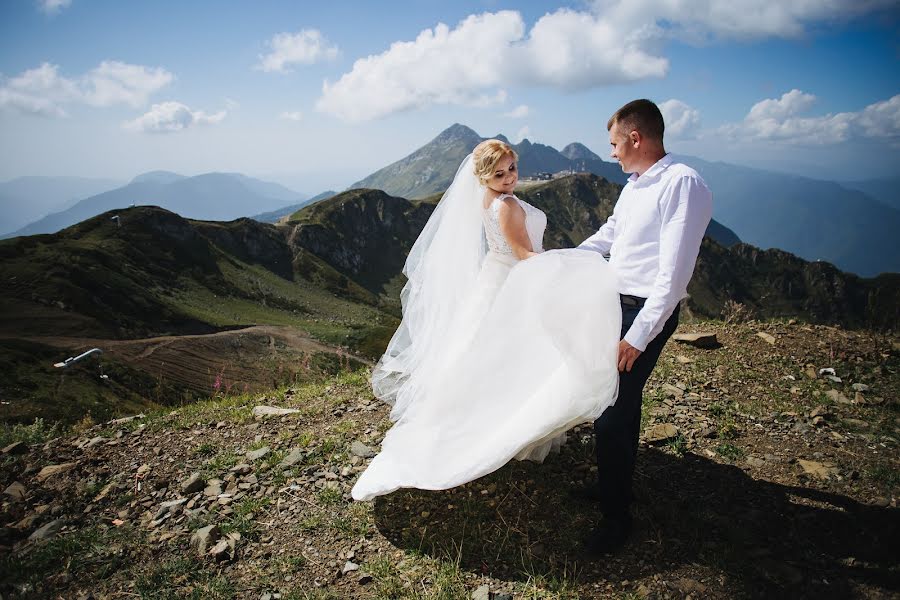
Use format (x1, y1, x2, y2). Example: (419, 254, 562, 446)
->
(371, 154, 487, 420)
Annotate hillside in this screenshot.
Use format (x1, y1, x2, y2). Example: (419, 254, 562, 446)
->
(4, 173, 308, 238)
(1, 321, 896, 598)
(681, 156, 900, 277)
(0, 207, 393, 424)
(0, 176, 122, 236)
(349, 124, 626, 199)
(290, 174, 899, 330)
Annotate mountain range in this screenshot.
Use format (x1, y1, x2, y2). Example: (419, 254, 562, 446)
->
(349, 123, 626, 200)
(349, 124, 900, 277)
(2, 172, 310, 239)
(0, 175, 122, 236)
(289, 175, 897, 330)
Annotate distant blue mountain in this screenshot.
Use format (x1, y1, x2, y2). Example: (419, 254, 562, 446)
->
(678, 155, 900, 277)
(4, 172, 308, 238)
(839, 177, 900, 212)
(251, 190, 337, 223)
(0, 175, 122, 236)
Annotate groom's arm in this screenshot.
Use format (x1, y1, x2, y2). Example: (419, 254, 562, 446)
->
(623, 175, 712, 354)
(577, 211, 617, 255)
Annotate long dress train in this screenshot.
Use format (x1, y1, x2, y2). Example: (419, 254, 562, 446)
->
(352, 193, 620, 501)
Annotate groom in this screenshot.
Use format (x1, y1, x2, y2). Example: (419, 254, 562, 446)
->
(577, 99, 713, 553)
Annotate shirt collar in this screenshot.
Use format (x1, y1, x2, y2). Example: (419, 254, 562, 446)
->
(627, 153, 673, 184)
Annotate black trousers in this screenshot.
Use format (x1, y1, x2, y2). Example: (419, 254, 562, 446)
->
(592, 299, 680, 519)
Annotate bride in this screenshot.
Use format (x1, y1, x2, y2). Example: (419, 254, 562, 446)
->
(352, 139, 621, 501)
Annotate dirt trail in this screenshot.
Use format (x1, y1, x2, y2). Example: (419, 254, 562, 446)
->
(15, 325, 371, 396)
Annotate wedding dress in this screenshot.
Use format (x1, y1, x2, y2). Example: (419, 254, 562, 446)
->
(352, 155, 621, 501)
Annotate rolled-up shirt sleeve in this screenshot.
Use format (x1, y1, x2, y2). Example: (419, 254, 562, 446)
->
(623, 175, 712, 351)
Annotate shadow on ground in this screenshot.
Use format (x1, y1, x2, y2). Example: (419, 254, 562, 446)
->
(373, 443, 899, 599)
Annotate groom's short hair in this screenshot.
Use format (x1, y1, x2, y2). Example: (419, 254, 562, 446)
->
(608, 99, 665, 142)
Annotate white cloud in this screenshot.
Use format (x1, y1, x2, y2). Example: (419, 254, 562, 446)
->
(82, 61, 174, 108)
(316, 2, 892, 122)
(589, 0, 897, 41)
(124, 101, 226, 134)
(317, 12, 525, 122)
(720, 90, 900, 145)
(0, 61, 173, 117)
(38, 0, 71, 15)
(0, 63, 78, 117)
(503, 104, 530, 119)
(257, 29, 338, 73)
(279, 111, 303, 121)
(515, 126, 530, 143)
(659, 99, 701, 139)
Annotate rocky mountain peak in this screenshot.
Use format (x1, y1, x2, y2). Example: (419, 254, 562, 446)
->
(561, 143, 602, 162)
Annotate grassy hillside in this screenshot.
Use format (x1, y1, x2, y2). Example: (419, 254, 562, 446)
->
(1, 321, 896, 598)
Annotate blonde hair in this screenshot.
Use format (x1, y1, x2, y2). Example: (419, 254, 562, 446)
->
(472, 139, 518, 185)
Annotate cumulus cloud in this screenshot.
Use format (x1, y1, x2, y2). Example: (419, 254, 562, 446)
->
(279, 111, 303, 121)
(0, 61, 172, 117)
(503, 105, 530, 119)
(257, 29, 338, 73)
(124, 101, 226, 133)
(589, 0, 897, 42)
(38, 0, 71, 14)
(82, 61, 174, 107)
(515, 126, 531, 143)
(720, 90, 900, 144)
(315, 2, 892, 122)
(0, 63, 78, 117)
(659, 99, 701, 139)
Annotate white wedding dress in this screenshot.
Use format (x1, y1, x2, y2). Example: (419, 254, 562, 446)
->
(352, 184, 622, 501)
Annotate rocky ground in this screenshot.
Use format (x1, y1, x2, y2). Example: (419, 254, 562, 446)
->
(0, 320, 897, 599)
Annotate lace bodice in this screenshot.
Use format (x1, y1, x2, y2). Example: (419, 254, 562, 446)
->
(482, 193, 546, 257)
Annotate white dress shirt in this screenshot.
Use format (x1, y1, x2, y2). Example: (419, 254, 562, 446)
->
(579, 154, 712, 352)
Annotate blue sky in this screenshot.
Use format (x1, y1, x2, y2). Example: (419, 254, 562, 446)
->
(1, 0, 898, 193)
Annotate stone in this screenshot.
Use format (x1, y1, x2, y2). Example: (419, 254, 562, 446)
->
(252, 405, 300, 417)
(342, 561, 359, 575)
(190, 524, 221, 556)
(35, 462, 77, 483)
(756, 332, 776, 344)
(83, 436, 106, 449)
(204, 481, 223, 497)
(472, 585, 491, 600)
(358, 573, 373, 585)
(3, 481, 26, 501)
(2, 441, 27, 454)
(672, 333, 718, 348)
(247, 446, 271, 461)
(798, 459, 839, 480)
(350, 441, 377, 458)
(209, 531, 241, 562)
(28, 518, 64, 541)
(824, 390, 852, 405)
(495, 594, 514, 600)
(675, 355, 694, 364)
(181, 472, 205, 494)
(661, 384, 684, 398)
(851, 383, 870, 392)
(280, 449, 304, 467)
(644, 424, 679, 444)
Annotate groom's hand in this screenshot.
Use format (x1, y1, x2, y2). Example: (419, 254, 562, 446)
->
(617, 340, 641, 373)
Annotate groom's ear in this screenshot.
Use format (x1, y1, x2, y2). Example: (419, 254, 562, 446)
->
(629, 129, 641, 147)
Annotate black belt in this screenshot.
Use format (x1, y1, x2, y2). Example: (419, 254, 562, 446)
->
(620, 294, 646, 307)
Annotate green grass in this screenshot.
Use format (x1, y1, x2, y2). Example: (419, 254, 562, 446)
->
(715, 442, 746, 461)
(0, 524, 134, 591)
(134, 556, 235, 599)
(0, 417, 62, 447)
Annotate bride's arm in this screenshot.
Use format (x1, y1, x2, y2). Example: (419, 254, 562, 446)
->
(498, 199, 538, 260)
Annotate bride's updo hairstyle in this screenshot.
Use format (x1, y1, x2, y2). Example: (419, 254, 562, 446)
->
(472, 139, 518, 185)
